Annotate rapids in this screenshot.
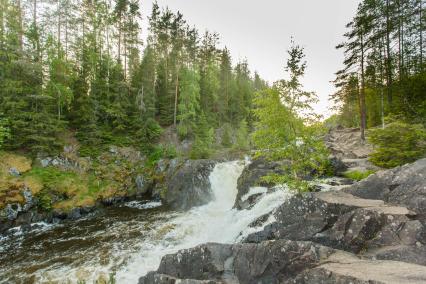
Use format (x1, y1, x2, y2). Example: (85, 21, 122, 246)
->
(0, 161, 292, 283)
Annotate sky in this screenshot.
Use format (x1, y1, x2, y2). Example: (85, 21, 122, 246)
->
(141, 0, 361, 118)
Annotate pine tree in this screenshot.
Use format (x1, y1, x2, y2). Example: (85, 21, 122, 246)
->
(177, 67, 200, 139)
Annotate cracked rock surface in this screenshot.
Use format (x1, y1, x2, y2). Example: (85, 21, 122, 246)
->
(139, 158, 426, 283)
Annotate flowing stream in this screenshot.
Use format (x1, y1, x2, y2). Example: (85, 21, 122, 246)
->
(0, 161, 292, 283)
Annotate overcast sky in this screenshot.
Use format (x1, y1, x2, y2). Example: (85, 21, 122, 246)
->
(142, 0, 361, 117)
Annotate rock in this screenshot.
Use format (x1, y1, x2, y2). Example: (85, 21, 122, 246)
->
(325, 128, 381, 173)
(135, 174, 151, 196)
(22, 188, 34, 211)
(138, 240, 335, 284)
(8, 167, 20, 176)
(163, 159, 216, 211)
(234, 157, 287, 210)
(345, 158, 426, 213)
(325, 128, 373, 160)
(2, 203, 22, 221)
(40, 157, 52, 167)
(140, 273, 218, 284)
(244, 190, 424, 263)
(293, 250, 426, 284)
(139, 239, 426, 284)
(329, 156, 348, 176)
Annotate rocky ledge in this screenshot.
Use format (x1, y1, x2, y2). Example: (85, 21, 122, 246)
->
(139, 158, 426, 283)
(0, 151, 218, 233)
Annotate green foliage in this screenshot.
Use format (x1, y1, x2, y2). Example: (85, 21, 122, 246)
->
(177, 67, 201, 139)
(252, 44, 330, 192)
(145, 144, 177, 169)
(369, 121, 426, 168)
(333, 0, 426, 131)
(136, 118, 163, 153)
(0, 0, 260, 159)
(343, 170, 375, 181)
(0, 116, 10, 149)
(221, 123, 233, 147)
(260, 174, 312, 194)
(234, 119, 250, 151)
(38, 190, 53, 211)
(190, 114, 214, 159)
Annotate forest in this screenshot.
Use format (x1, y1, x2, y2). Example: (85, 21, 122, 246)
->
(331, 0, 425, 136)
(0, 0, 267, 159)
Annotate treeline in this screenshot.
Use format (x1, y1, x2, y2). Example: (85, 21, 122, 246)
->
(0, 0, 266, 157)
(332, 0, 425, 139)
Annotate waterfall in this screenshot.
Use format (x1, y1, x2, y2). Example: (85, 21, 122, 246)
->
(116, 161, 291, 283)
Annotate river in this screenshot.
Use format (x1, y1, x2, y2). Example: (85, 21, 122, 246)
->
(0, 161, 292, 283)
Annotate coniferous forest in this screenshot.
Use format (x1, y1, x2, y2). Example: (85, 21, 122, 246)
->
(332, 0, 425, 137)
(0, 0, 266, 158)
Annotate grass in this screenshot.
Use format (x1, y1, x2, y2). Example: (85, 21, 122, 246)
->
(343, 169, 376, 181)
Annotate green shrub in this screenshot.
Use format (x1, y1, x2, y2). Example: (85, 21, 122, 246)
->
(38, 191, 52, 211)
(343, 170, 375, 181)
(369, 121, 426, 168)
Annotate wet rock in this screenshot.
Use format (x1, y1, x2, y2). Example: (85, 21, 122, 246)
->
(135, 174, 152, 196)
(2, 203, 22, 221)
(163, 159, 216, 211)
(234, 157, 287, 210)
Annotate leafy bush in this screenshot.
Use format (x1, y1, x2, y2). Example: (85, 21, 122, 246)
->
(369, 121, 426, 168)
(343, 170, 375, 181)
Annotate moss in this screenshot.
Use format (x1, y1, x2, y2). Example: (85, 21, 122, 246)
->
(0, 148, 148, 213)
(0, 152, 32, 174)
(343, 170, 376, 181)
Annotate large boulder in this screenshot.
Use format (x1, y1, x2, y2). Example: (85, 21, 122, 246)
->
(244, 190, 425, 265)
(163, 159, 217, 211)
(139, 240, 426, 284)
(233, 157, 286, 210)
(344, 158, 426, 213)
(139, 240, 335, 284)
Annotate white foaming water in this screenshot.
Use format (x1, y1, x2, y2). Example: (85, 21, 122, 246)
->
(115, 161, 292, 283)
(124, 200, 163, 210)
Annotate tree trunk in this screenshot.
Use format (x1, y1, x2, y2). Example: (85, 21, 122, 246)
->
(17, 0, 23, 52)
(118, 16, 121, 63)
(420, 0, 423, 71)
(1, 0, 5, 48)
(360, 31, 367, 142)
(34, 0, 41, 61)
(57, 0, 61, 56)
(385, 0, 393, 108)
(173, 73, 179, 127)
